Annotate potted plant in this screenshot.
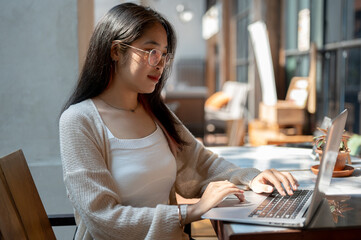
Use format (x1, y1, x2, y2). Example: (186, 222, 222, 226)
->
(313, 128, 351, 171)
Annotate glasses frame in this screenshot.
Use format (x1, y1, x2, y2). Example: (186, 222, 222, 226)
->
(113, 40, 173, 67)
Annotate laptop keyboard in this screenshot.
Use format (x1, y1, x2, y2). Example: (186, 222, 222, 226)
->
(248, 189, 313, 219)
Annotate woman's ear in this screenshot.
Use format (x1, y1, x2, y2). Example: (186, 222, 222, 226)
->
(110, 42, 120, 61)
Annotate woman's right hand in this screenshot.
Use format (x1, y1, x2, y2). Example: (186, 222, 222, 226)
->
(185, 180, 244, 224)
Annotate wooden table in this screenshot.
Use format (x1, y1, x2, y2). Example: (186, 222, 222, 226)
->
(207, 146, 361, 240)
(212, 220, 361, 240)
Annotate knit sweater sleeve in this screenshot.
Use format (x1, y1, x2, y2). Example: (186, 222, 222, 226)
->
(59, 103, 186, 240)
(174, 123, 261, 198)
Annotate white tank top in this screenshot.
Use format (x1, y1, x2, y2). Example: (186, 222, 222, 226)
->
(106, 124, 177, 207)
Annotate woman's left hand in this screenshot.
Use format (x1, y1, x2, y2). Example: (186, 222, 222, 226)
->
(249, 169, 299, 196)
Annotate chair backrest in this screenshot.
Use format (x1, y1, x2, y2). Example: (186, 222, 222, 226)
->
(222, 81, 249, 118)
(285, 77, 309, 107)
(285, 43, 317, 111)
(0, 150, 56, 240)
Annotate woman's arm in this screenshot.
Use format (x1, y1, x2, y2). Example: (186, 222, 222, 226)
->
(173, 123, 298, 223)
(174, 122, 261, 198)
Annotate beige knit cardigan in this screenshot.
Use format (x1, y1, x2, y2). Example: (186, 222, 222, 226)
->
(59, 99, 261, 240)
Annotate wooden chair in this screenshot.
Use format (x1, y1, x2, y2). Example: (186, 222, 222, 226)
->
(0, 149, 75, 240)
(204, 81, 249, 145)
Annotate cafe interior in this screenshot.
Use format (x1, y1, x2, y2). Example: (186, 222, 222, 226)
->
(1, 0, 361, 239)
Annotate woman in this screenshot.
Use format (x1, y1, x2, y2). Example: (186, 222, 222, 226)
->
(59, 3, 298, 240)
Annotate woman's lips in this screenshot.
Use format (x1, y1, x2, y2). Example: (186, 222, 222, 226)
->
(147, 75, 160, 82)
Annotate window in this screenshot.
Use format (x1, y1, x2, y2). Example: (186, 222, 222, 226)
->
(234, 0, 251, 83)
(284, 0, 313, 88)
(323, 0, 361, 133)
(283, 0, 361, 133)
(325, 0, 361, 43)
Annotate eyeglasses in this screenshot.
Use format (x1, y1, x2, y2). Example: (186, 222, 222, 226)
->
(113, 41, 173, 67)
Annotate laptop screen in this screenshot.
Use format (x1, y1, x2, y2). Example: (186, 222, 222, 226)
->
(305, 109, 348, 225)
(316, 109, 348, 193)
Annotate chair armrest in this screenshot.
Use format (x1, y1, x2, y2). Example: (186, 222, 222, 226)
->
(48, 213, 76, 226)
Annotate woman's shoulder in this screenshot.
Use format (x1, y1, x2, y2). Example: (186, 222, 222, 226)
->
(60, 99, 99, 126)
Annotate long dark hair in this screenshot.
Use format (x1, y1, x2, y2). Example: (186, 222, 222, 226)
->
(61, 3, 187, 147)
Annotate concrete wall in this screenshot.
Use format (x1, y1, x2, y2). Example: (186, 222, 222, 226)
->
(148, 0, 206, 89)
(149, 0, 205, 58)
(0, 0, 78, 164)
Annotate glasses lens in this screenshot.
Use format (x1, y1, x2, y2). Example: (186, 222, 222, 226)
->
(148, 49, 162, 66)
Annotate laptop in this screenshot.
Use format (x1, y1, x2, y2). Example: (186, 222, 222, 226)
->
(202, 109, 348, 228)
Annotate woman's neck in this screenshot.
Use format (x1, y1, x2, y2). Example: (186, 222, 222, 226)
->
(98, 86, 138, 111)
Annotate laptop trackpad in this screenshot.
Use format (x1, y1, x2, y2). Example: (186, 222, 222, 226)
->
(203, 191, 268, 220)
(217, 190, 268, 208)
